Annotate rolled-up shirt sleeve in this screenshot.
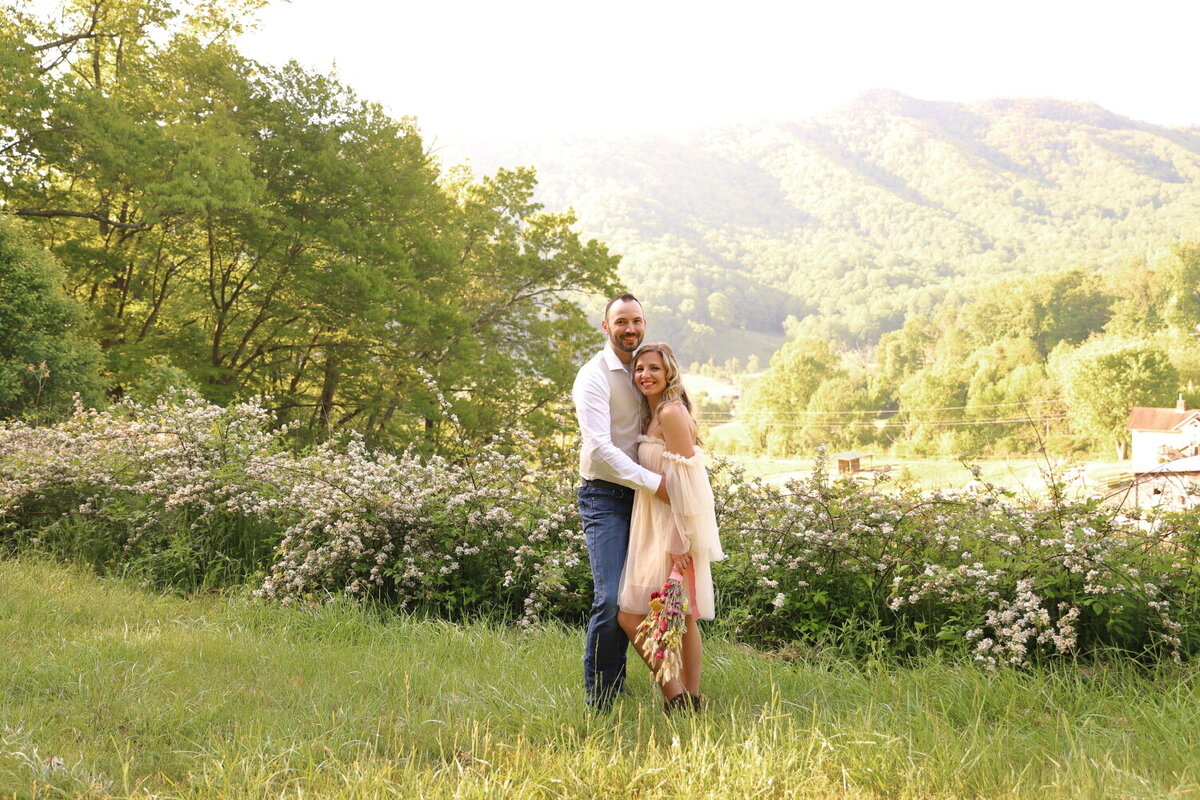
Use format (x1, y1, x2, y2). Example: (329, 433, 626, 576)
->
(573, 366, 661, 493)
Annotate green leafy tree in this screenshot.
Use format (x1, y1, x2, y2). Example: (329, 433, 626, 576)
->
(961, 337, 1060, 455)
(805, 371, 877, 450)
(424, 167, 620, 451)
(896, 363, 969, 455)
(1150, 329, 1200, 409)
(1, 0, 267, 392)
(1159, 243, 1200, 333)
(1103, 257, 1162, 337)
(220, 64, 452, 438)
(742, 337, 841, 455)
(1051, 337, 1178, 458)
(958, 270, 1111, 357)
(707, 290, 735, 325)
(0, 216, 101, 418)
(872, 315, 937, 403)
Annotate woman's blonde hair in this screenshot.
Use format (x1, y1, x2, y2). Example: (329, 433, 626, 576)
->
(631, 342, 693, 430)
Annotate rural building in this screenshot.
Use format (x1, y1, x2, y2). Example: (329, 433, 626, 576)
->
(1122, 455, 1200, 510)
(1126, 396, 1200, 474)
(832, 451, 872, 474)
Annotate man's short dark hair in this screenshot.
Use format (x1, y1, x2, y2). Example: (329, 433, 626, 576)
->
(604, 293, 641, 320)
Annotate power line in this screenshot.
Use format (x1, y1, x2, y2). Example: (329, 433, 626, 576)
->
(694, 399, 1061, 417)
(697, 415, 1069, 430)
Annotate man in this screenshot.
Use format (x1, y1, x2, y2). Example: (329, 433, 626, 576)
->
(573, 293, 669, 710)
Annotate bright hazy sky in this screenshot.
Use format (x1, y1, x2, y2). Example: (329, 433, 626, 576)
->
(238, 0, 1200, 157)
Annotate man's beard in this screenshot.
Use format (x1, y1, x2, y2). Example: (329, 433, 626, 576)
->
(610, 331, 642, 353)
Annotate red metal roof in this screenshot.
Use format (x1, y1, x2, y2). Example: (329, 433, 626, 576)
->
(1127, 407, 1200, 432)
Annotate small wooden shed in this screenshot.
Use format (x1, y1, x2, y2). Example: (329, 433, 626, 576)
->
(831, 451, 872, 474)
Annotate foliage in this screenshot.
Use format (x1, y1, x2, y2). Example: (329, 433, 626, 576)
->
(0, 215, 102, 419)
(873, 315, 937, 393)
(474, 90, 1200, 358)
(1159, 242, 1200, 332)
(740, 337, 857, 455)
(1051, 336, 1178, 458)
(956, 270, 1111, 357)
(0, 0, 616, 450)
(771, 249, 1200, 460)
(5, 398, 1200, 667)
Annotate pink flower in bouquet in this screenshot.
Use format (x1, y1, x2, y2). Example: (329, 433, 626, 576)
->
(636, 568, 690, 686)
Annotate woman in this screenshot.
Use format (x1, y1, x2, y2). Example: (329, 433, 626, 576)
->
(617, 342, 725, 713)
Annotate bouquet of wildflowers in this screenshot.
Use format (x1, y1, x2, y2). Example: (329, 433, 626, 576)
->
(637, 567, 690, 686)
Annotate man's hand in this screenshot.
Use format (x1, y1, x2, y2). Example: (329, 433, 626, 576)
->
(655, 476, 670, 504)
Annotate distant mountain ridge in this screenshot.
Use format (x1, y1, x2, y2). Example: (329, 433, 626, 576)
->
(459, 91, 1200, 364)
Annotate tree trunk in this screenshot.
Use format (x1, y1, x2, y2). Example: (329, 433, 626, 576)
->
(317, 349, 339, 436)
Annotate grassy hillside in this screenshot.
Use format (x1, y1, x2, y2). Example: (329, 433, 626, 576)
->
(467, 91, 1200, 359)
(3, 557, 1199, 799)
(719, 451, 1055, 493)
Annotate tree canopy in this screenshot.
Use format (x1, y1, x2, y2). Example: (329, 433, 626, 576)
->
(0, 215, 102, 418)
(1051, 337, 1178, 459)
(0, 0, 617, 448)
(735, 247, 1199, 459)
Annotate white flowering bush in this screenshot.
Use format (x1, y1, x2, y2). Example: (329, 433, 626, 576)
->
(4, 398, 1200, 665)
(254, 433, 590, 621)
(712, 451, 1200, 665)
(0, 395, 593, 617)
(0, 396, 290, 588)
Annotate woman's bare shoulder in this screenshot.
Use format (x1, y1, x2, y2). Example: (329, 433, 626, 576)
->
(657, 402, 697, 436)
(657, 401, 694, 422)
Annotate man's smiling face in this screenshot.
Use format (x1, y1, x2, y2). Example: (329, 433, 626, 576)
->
(602, 299, 645, 360)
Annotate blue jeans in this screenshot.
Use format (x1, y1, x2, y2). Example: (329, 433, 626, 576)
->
(578, 482, 634, 709)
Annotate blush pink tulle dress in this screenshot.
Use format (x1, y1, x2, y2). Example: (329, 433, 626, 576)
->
(617, 433, 726, 620)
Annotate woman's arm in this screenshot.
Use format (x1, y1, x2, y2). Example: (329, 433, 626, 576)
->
(658, 403, 697, 568)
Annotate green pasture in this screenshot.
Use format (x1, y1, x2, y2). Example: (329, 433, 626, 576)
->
(3, 557, 1198, 799)
(721, 453, 1066, 492)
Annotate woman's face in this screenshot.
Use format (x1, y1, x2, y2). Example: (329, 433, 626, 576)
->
(633, 351, 668, 399)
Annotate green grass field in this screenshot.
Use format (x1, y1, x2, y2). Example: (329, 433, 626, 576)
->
(721, 453, 1058, 492)
(3, 557, 1198, 799)
(703, 417, 1134, 496)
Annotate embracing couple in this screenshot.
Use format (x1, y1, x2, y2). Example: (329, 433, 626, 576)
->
(572, 293, 725, 714)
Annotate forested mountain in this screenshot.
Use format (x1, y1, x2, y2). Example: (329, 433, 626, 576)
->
(462, 90, 1200, 364)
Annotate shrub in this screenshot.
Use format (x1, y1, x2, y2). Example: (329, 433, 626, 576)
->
(0, 395, 592, 620)
(714, 453, 1199, 665)
(0, 215, 102, 420)
(3, 397, 1200, 665)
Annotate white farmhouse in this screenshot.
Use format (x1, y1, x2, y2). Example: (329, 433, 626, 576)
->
(1126, 396, 1200, 474)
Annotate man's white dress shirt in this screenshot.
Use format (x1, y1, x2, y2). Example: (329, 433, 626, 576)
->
(573, 343, 661, 492)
